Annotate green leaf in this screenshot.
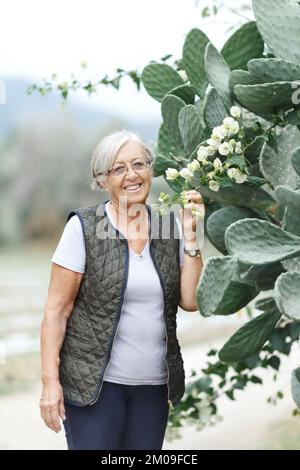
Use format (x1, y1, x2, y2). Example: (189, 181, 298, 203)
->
(255, 297, 277, 311)
(253, 0, 300, 65)
(259, 126, 300, 189)
(203, 86, 228, 130)
(221, 21, 264, 71)
(206, 206, 257, 254)
(141, 62, 184, 102)
(161, 94, 186, 153)
(247, 58, 300, 83)
(219, 308, 282, 362)
(234, 81, 297, 119)
(226, 154, 248, 171)
(197, 256, 258, 317)
(291, 368, 300, 409)
(178, 105, 204, 154)
(274, 271, 300, 320)
(204, 42, 232, 109)
(182, 28, 210, 97)
(225, 218, 300, 265)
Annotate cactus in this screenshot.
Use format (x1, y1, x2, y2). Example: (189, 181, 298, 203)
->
(247, 58, 300, 83)
(140, 0, 300, 412)
(204, 42, 232, 110)
(274, 272, 300, 320)
(252, 0, 300, 65)
(221, 21, 264, 71)
(182, 28, 210, 97)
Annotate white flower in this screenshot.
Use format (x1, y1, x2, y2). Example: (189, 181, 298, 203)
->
(197, 146, 209, 161)
(212, 125, 227, 140)
(230, 106, 241, 119)
(223, 117, 239, 135)
(219, 142, 233, 156)
(207, 138, 221, 149)
(178, 69, 188, 82)
(207, 146, 217, 156)
(234, 169, 247, 183)
(165, 168, 179, 180)
(158, 192, 168, 203)
(207, 171, 215, 179)
(227, 168, 247, 183)
(191, 207, 205, 220)
(229, 139, 236, 147)
(179, 168, 194, 180)
(187, 159, 200, 172)
(227, 168, 237, 179)
(209, 180, 220, 192)
(235, 141, 243, 154)
(213, 157, 223, 170)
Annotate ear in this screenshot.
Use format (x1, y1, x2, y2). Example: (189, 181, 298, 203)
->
(98, 178, 108, 191)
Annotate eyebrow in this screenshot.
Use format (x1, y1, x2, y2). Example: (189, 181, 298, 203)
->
(112, 156, 147, 166)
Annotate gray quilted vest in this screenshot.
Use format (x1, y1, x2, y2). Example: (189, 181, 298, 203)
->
(59, 200, 185, 408)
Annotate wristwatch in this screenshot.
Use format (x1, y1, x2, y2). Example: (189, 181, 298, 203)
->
(184, 247, 201, 258)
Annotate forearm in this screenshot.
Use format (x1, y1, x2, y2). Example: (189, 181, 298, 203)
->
(40, 307, 70, 383)
(180, 239, 203, 311)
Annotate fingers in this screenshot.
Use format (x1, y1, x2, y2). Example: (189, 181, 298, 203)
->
(40, 396, 64, 433)
(40, 402, 61, 433)
(50, 406, 62, 433)
(183, 190, 203, 204)
(59, 401, 66, 422)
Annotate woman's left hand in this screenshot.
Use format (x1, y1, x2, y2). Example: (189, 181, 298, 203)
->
(180, 190, 205, 240)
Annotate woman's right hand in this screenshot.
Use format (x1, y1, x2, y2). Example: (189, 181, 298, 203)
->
(40, 379, 66, 433)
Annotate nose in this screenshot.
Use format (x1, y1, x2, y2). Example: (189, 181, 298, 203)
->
(125, 165, 139, 178)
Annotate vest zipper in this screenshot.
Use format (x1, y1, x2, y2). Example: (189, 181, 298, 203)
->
(89, 239, 129, 406)
(149, 242, 174, 410)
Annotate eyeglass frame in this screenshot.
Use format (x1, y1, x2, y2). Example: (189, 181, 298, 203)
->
(95, 157, 153, 180)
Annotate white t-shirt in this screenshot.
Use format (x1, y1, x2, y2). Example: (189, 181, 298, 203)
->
(51, 201, 185, 385)
(51, 203, 185, 273)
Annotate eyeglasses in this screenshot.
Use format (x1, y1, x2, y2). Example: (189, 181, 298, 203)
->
(96, 158, 152, 179)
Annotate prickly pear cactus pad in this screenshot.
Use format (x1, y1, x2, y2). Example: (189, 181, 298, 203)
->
(138, 0, 300, 418)
(196, 256, 257, 317)
(274, 271, 300, 320)
(253, 0, 300, 65)
(225, 218, 300, 265)
(291, 368, 300, 409)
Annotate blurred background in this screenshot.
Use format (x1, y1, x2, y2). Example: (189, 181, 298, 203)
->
(0, 0, 299, 450)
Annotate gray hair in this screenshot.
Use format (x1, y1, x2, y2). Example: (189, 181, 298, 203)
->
(90, 129, 155, 191)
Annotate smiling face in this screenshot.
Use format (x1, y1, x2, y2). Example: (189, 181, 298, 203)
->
(99, 140, 153, 208)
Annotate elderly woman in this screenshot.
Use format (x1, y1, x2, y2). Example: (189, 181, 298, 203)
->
(40, 130, 204, 450)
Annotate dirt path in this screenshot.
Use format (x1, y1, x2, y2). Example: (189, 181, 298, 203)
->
(0, 342, 298, 450)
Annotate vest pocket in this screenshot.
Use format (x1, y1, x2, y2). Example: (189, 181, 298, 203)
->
(65, 330, 89, 343)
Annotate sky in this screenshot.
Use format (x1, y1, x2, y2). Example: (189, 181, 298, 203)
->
(0, 0, 252, 120)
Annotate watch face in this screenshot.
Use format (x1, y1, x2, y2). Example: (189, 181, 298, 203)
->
(185, 248, 197, 256)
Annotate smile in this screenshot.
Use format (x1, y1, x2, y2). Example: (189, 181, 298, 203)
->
(123, 183, 143, 192)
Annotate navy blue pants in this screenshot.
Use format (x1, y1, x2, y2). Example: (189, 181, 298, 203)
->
(63, 381, 169, 450)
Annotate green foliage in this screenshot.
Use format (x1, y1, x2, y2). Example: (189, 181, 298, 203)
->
(28, 0, 300, 434)
(218, 308, 282, 362)
(221, 21, 264, 71)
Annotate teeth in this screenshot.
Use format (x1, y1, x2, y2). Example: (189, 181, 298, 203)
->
(124, 184, 141, 190)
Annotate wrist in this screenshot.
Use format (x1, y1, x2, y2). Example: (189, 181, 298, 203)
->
(42, 375, 60, 384)
(184, 239, 199, 250)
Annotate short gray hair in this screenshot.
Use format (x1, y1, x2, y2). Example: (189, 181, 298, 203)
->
(90, 129, 155, 191)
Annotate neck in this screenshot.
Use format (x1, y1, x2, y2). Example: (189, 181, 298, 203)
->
(108, 198, 149, 238)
